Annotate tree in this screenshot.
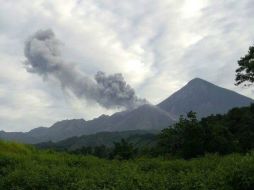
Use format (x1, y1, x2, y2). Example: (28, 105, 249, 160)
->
(158, 115, 185, 156)
(201, 115, 232, 154)
(111, 139, 137, 160)
(235, 45, 254, 86)
(93, 145, 109, 158)
(158, 111, 205, 159)
(181, 112, 204, 159)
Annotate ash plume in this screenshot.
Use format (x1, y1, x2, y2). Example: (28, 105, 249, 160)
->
(24, 29, 147, 109)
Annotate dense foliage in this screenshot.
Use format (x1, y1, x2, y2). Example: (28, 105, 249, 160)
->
(235, 45, 254, 86)
(159, 104, 254, 159)
(37, 131, 157, 154)
(72, 139, 138, 160)
(0, 141, 254, 190)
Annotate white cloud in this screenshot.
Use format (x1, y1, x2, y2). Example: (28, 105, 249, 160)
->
(0, 0, 253, 131)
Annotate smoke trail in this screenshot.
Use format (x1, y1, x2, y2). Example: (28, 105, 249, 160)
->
(24, 29, 147, 109)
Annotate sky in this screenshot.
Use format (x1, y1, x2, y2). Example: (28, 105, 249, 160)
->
(0, 0, 254, 132)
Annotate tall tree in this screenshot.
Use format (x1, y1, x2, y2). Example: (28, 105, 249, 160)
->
(235, 45, 254, 86)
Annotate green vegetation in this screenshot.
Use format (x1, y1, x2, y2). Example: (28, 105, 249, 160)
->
(158, 104, 254, 159)
(0, 140, 254, 190)
(71, 139, 138, 160)
(235, 45, 254, 86)
(37, 130, 157, 151)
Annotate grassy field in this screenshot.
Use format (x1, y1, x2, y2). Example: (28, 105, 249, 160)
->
(0, 140, 254, 190)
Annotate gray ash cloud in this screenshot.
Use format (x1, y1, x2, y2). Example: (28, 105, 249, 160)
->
(24, 29, 147, 109)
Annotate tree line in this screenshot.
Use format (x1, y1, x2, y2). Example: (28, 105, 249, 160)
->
(69, 104, 254, 160)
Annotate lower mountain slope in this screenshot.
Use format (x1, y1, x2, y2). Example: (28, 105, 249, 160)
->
(0, 104, 174, 144)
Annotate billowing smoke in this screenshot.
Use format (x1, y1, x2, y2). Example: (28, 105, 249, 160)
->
(24, 29, 147, 109)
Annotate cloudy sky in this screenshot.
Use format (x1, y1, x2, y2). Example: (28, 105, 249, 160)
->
(0, 0, 254, 132)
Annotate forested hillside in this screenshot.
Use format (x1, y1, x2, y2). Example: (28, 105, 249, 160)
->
(36, 130, 157, 151)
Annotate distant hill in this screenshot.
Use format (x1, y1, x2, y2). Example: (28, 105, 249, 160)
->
(36, 130, 158, 151)
(158, 78, 254, 119)
(0, 104, 174, 144)
(0, 119, 87, 144)
(0, 131, 37, 144)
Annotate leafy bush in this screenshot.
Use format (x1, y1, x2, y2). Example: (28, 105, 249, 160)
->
(0, 141, 254, 189)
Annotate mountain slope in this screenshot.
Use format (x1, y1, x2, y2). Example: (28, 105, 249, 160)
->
(26, 119, 88, 142)
(114, 104, 174, 131)
(82, 104, 175, 133)
(158, 78, 254, 119)
(0, 105, 175, 144)
(2, 78, 253, 144)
